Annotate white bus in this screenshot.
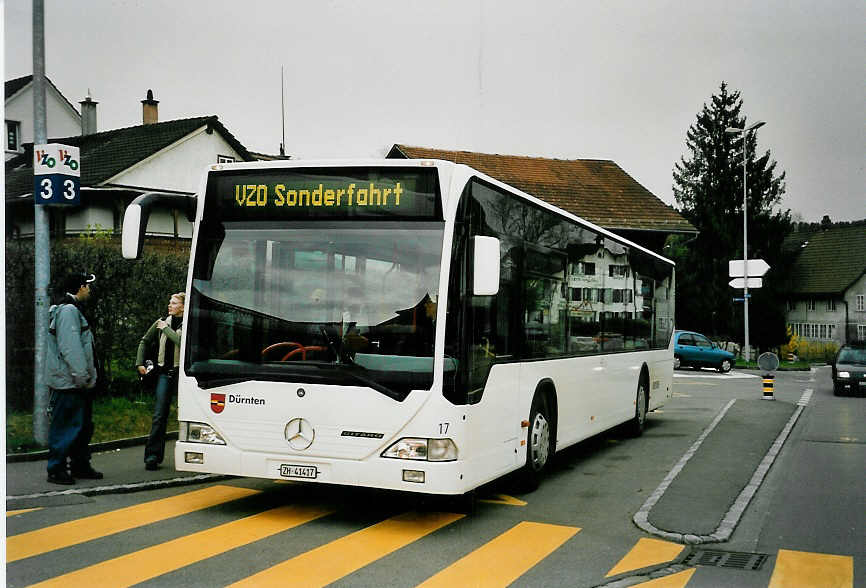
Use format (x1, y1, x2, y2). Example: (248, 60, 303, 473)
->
(123, 159, 675, 496)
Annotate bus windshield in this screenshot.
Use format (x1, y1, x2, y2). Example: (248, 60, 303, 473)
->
(186, 167, 444, 400)
(187, 222, 444, 398)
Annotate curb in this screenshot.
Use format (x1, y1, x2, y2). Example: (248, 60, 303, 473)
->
(633, 391, 810, 544)
(6, 473, 231, 502)
(6, 431, 179, 463)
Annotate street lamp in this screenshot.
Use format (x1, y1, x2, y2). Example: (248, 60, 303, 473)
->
(726, 120, 766, 363)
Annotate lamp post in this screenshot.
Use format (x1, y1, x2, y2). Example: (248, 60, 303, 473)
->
(726, 120, 766, 363)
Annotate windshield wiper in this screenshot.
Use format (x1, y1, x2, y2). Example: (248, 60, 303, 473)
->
(323, 364, 403, 401)
(319, 325, 339, 361)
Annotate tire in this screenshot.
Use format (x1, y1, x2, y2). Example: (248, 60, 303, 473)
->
(627, 379, 648, 437)
(520, 394, 554, 491)
(673, 355, 681, 370)
(718, 359, 732, 373)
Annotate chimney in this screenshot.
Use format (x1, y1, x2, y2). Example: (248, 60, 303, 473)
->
(141, 89, 159, 125)
(79, 91, 98, 135)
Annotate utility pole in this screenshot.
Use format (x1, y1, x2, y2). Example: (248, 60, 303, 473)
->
(726, 120, 766, 363)
(33, 0, 51, 444)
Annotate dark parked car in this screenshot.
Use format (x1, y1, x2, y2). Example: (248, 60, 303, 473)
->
(831, 344, 866, 396)
(673, 330, 735, 373)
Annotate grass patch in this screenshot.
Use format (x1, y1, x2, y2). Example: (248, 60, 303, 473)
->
(734, 358, 814, 371)
(6, 395, 177, 454)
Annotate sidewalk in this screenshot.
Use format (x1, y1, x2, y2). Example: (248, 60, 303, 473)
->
(6, 438, 227, 510)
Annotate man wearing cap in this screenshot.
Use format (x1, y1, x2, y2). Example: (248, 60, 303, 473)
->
(45, 271, 103, 484)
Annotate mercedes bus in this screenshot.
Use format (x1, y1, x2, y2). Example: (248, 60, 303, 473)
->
(122, 159, 675, 496)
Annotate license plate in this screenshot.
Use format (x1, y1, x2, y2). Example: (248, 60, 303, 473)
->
(280, 464, 318, 479)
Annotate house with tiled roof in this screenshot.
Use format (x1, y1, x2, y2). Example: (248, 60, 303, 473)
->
(783, 223, 866, 344)
(387, 144, 696, 252)
(5, 74, 81, 160)
(5, 90, 256, 240)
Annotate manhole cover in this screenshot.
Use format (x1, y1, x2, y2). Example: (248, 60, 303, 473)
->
(683, 550, 769, 571)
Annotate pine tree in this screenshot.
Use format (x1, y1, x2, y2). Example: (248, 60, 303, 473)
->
(671, 82, 790, 348)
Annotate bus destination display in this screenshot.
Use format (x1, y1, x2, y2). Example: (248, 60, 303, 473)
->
(208, 168, 440, 220)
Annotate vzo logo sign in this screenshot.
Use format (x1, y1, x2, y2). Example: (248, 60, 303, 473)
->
(59, 149, 79, 171)
(35, 150, 56, 168)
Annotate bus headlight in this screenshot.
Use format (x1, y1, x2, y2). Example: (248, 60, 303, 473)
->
(838, 371, 850, 378)
(381, 438, 457, 462)
(181, 421, 226, 445)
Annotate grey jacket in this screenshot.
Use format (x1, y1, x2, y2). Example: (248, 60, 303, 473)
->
(46, 300, 97, 390)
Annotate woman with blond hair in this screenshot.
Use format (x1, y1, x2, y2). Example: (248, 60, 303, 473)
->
(136, 292, 185, 470)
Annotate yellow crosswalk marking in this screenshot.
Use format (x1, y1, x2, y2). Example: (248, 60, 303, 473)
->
(416, 521, 579, 588)
(6, 507, 42, 517)
(479, 494, 527, 506)
(632, 568, 696, 586)
(769, 549, 854, 588)
(28, 503, 333, 588)
(7, 485, 259, 563)
(606, 538, 685, 577)
(229, 511, 463, 588)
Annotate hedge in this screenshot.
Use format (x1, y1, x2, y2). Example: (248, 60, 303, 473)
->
(5, 233, 188, 411)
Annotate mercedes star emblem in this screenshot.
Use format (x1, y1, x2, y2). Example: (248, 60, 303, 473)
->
(285, 417, 315, 450)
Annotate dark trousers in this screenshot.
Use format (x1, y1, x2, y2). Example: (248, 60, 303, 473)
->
(145, 371, 177, 464)
(48, 389, 94, 474)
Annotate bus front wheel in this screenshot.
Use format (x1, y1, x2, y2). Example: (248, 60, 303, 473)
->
(520, 394, 554, 491)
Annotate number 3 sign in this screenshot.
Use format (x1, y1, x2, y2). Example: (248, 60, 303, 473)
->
(33, 143, 80, 206)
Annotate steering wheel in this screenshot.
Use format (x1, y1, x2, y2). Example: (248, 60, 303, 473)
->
(261, 342, 303, 361)
(283, 345, 327, 361)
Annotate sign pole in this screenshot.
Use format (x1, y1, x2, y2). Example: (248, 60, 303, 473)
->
(742, 132, 750, 364)
(32, 0, 51, 445)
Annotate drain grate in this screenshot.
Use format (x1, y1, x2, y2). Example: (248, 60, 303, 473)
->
(683, 550, 769, 571)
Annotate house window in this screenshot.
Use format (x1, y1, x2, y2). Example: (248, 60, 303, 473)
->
(819, 324, 827, 339)
(858, 325, 866, 340)
(6, 120, 21, 152)
(217, 154, 235, 164)
(581, 262, 596, 276)
(858, 295, 865, 312)
(608, 265, 629, 278)
(787, 300, 796, 312)
(826, 299, 836, 312)
(807, 299, 816, 311)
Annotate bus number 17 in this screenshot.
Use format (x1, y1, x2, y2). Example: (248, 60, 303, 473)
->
(438, 422, 449, 434)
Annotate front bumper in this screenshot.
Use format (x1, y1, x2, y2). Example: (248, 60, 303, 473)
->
(175, 441, 471, 495)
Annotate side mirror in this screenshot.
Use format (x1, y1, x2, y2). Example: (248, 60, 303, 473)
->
(121, 192, 197, 259)
(121, 202, 148, 259)
(472, 236, 500, 296)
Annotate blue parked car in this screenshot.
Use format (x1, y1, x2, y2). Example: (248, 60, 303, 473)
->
(673, 330, 735, 373)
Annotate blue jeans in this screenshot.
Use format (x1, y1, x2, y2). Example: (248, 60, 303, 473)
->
(48, 389, 94, 474)
(144, 371, 177, 464)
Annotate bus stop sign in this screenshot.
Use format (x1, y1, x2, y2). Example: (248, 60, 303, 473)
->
(34, 143, 80, 206)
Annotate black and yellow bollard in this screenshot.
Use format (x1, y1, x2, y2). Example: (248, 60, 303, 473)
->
(757, 352, 780, 401)
(762, 374, 775, 400)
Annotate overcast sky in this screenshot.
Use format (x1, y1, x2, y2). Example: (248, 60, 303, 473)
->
(4, 0, 863, 222)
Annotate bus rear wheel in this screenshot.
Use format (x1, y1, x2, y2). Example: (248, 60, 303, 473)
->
(520, 395, 554, 491)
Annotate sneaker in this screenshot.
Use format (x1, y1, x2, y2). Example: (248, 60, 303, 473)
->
(47, 470, 75, 485)
(145, 459, 159, 471)
(71, 465, 104, 480)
